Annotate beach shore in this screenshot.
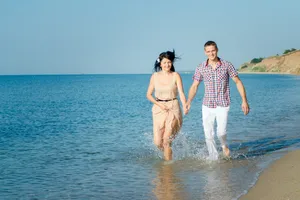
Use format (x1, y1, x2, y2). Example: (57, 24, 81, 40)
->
(239, 150, 300, 200)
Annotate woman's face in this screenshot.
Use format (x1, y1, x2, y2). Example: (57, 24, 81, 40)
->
(160, 58, 172, 72)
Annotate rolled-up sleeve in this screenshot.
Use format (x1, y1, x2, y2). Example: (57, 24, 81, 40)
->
(227, 62, 238, 78)
(192, 65, 203, 82)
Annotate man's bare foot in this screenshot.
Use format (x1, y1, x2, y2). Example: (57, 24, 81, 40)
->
(222, 146, 230, 157)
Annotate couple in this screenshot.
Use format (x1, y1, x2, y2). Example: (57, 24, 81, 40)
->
(146, 41, 250, 161)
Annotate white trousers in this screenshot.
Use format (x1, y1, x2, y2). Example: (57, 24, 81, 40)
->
(202, 105, 230, 160)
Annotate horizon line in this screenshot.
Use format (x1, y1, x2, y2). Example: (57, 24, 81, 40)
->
(0, 71, 196, 76)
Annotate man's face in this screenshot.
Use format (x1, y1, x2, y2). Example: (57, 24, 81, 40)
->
(204, 45, 218, 61)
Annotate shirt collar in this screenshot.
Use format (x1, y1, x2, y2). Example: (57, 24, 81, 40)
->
(205, 57, 221, 67)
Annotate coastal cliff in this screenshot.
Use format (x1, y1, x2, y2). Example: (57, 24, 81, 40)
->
(238, 50, 300, 75)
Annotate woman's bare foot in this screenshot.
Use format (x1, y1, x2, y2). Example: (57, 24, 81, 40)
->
(222, 146, 230, 157)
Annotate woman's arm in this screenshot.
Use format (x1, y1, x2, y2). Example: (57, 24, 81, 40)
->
(146, 74, 167, 110)
(175, 72, 187, 110)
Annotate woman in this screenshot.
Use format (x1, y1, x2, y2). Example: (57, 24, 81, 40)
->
(146, 50, 187, 161)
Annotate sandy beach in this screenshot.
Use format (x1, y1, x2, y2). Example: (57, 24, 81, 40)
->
(239, 150, 300, 200)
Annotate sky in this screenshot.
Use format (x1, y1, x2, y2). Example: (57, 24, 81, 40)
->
(1, 0, 300, 75)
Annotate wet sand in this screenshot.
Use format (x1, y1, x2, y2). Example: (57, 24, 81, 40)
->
(239, 150, 300, 200)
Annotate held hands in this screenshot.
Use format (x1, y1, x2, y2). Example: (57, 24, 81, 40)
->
(183, 101, 191, 115)
(242, 101, 250, 115)
(182, 103, 188, 115)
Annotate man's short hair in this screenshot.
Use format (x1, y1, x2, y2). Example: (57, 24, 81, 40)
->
(204, 41, 218, 50)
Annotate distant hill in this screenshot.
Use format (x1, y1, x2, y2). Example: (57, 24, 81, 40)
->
(238, 50, 300, 75)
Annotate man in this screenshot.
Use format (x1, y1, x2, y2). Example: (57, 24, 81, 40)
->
(186, 41, 249, 160)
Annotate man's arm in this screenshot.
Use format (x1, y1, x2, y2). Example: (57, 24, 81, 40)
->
(186, 80, 200, 114)
(232, 76, 250, 115)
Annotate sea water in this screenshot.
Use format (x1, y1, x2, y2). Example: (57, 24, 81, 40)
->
(0, 74, 300, 200)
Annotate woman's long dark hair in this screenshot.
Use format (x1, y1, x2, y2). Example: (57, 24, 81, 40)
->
(153, 50, 179, 72)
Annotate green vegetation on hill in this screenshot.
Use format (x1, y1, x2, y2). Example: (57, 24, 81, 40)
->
(250, 57, 264, 64)
(238, 48, 300, 75)
(283, 48, 297, 55)
(251, 65, 266, 72)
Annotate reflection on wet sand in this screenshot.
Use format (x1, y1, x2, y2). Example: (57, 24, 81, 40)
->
(152, 162, 188, 200)
(149, 134, 300, 200)
(202, 164, 234, 200)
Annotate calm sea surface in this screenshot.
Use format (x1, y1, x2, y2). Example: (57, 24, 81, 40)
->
(0, 74, 300, 200)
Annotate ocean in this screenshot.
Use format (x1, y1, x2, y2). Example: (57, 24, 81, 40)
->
(0, 74, 300, 200)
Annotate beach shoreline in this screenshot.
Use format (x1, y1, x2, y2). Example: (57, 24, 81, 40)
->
(239, 150, 300, 200)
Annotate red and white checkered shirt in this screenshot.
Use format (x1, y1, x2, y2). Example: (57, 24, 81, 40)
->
(192, 58, 238, 108)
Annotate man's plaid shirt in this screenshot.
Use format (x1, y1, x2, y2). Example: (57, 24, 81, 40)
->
(192, 58, 238, 108)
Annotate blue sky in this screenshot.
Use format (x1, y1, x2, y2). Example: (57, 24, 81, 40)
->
(1, 0, 300, 74)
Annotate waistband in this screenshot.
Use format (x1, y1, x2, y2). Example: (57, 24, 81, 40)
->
(156, 98, 177, 102)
